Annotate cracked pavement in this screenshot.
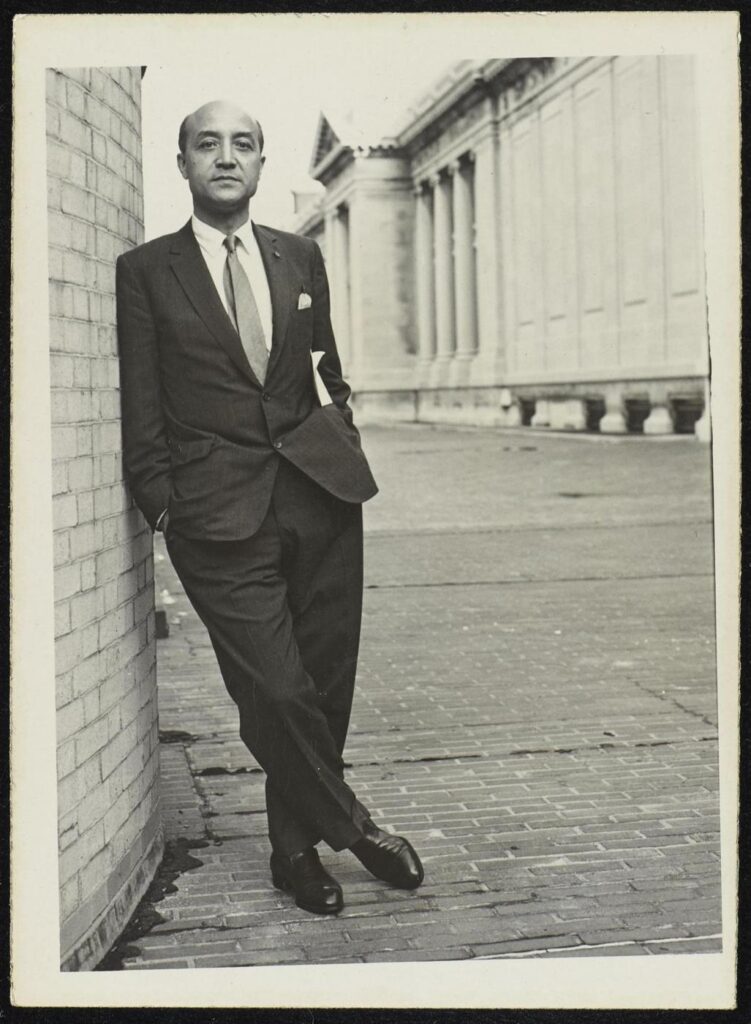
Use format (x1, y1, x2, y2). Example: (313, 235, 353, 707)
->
(101, 424, 722, 969)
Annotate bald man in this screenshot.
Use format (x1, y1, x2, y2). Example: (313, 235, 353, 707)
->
(116, 101, 423, 916)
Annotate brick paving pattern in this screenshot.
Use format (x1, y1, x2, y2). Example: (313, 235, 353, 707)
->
(105, 426, 721, 969)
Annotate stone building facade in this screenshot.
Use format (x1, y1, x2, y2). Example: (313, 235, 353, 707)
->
(46, 67, 162, 971)
(291, 57, 710, 437)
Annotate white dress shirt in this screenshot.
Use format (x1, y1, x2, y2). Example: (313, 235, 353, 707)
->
(191, 214, 273, 351)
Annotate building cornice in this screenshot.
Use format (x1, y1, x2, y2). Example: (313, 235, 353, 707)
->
(397, 57, 559, 156)
(313, 141, 355, 186)
(395, 59, 498, 148)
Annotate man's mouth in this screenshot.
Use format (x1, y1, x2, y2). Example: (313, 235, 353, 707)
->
(213, 175, 240, 182)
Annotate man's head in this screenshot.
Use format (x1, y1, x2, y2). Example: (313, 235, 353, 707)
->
(177, 100, 265, 224)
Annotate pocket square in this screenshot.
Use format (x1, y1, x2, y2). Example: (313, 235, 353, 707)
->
(298, 292, 312, 310)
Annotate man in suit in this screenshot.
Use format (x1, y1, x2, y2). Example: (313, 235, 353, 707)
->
(116, 100, 423, 916)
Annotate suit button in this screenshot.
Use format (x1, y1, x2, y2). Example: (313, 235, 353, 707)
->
(273, 440, 283, 450)
(262, 392, 271, 402)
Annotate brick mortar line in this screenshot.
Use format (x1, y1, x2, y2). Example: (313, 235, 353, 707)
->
(474, 932, 723, 959)
(341, 735, 719, 769)
(628, 677, 718, 730)
(174, 730, 718, 759)
(364, 571, 713, 592)
(364, 517, 713, 539)
(164, 726, 719, 755)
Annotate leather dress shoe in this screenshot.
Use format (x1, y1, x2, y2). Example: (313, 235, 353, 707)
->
(351, 819, 424, 889)
(270, 847, 343, 915)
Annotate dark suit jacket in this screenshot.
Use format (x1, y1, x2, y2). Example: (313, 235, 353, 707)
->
(116, 220, 378, 541)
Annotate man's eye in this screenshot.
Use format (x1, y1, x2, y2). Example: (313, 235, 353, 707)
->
(199, 140, 217, 149)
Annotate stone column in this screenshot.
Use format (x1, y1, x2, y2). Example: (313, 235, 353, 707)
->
(414, 182, 436, 387)
(324, 207, 339, 330)
(432, 170, 455, 384)
(346, 195, 364, 389)
(324, 208, 336, 271)
(332, 205, 351, 372)
(450, 155, 478, 385)
(471, 119, 503, 385)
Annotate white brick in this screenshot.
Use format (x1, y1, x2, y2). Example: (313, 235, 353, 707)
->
(57, 698, 85, 743)
(70, 587, 101, 629)
(52, 461, 69, 495)
(100, 720, 137, 779)
(59, 110, 92, 154)
(71, 653, 100, 698)
(53, 532, 71, 567)
(60, 877, 79, 921)
(51, 426, 77, 462)
(103, 790, 130, 843)
(75, 716, 109, 764)
(56, 672, 74, 709)
(79, 847, 110, 898)
(80, 557, 96, 590)
(77, 781, 110, 834)
(69, 522, 97, 560)
(65, 79, 85, 117)
(67, 457, 93, 492)
(50, 353, 74, 388)
(77, 492, 94, 523)
(61, 183, 94, 221)
(55, 601, 71, 638)
(83, 689, 100, 724)
(57, 740, 76, 780)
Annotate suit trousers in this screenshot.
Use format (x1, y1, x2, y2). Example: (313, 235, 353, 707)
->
(165, 456, 371, 856)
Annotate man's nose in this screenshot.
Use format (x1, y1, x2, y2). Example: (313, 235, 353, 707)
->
(216, 141, 237, 166)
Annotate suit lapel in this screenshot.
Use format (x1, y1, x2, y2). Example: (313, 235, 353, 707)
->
(253, 224, 295, 379)
(169, 221, 261, 387)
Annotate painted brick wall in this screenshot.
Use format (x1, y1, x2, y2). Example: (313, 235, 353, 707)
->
(46, 67, 163, 972)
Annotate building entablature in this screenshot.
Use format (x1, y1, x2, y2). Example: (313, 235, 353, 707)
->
(404, 57, 590, 185)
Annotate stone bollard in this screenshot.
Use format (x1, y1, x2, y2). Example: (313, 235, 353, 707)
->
(643, 404, 674, 435)
(600, 397, 628, 434)
(531, 399, 551, 428)
(548, 399, 587, 431)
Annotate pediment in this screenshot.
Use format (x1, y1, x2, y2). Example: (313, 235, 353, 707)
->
(310, 113, 343, 174)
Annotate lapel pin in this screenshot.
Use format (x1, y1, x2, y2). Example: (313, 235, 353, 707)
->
(273, 250, 281, 259)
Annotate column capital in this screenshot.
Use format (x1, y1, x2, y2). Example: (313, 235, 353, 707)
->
(412, 181, 426, 197)
(447, 159, 461, 176)
(428, 171, 442, 188)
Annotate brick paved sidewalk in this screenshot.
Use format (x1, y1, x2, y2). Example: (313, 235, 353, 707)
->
(101, 426, 721, 970)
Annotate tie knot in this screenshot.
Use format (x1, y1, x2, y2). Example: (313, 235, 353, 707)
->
(224, 234, 238, 255)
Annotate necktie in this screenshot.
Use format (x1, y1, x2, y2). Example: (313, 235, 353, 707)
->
(223, 234, 269, 383)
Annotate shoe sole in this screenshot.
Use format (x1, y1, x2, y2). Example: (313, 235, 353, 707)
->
(271, 873, 343, 915)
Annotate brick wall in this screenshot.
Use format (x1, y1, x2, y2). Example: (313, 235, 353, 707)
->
(46, 67, 163, 972)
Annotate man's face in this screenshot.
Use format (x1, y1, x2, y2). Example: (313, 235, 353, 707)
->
(177, 101, 265, 216)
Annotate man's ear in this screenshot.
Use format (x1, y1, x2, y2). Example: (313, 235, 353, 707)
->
(176, 152, 188, 180)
